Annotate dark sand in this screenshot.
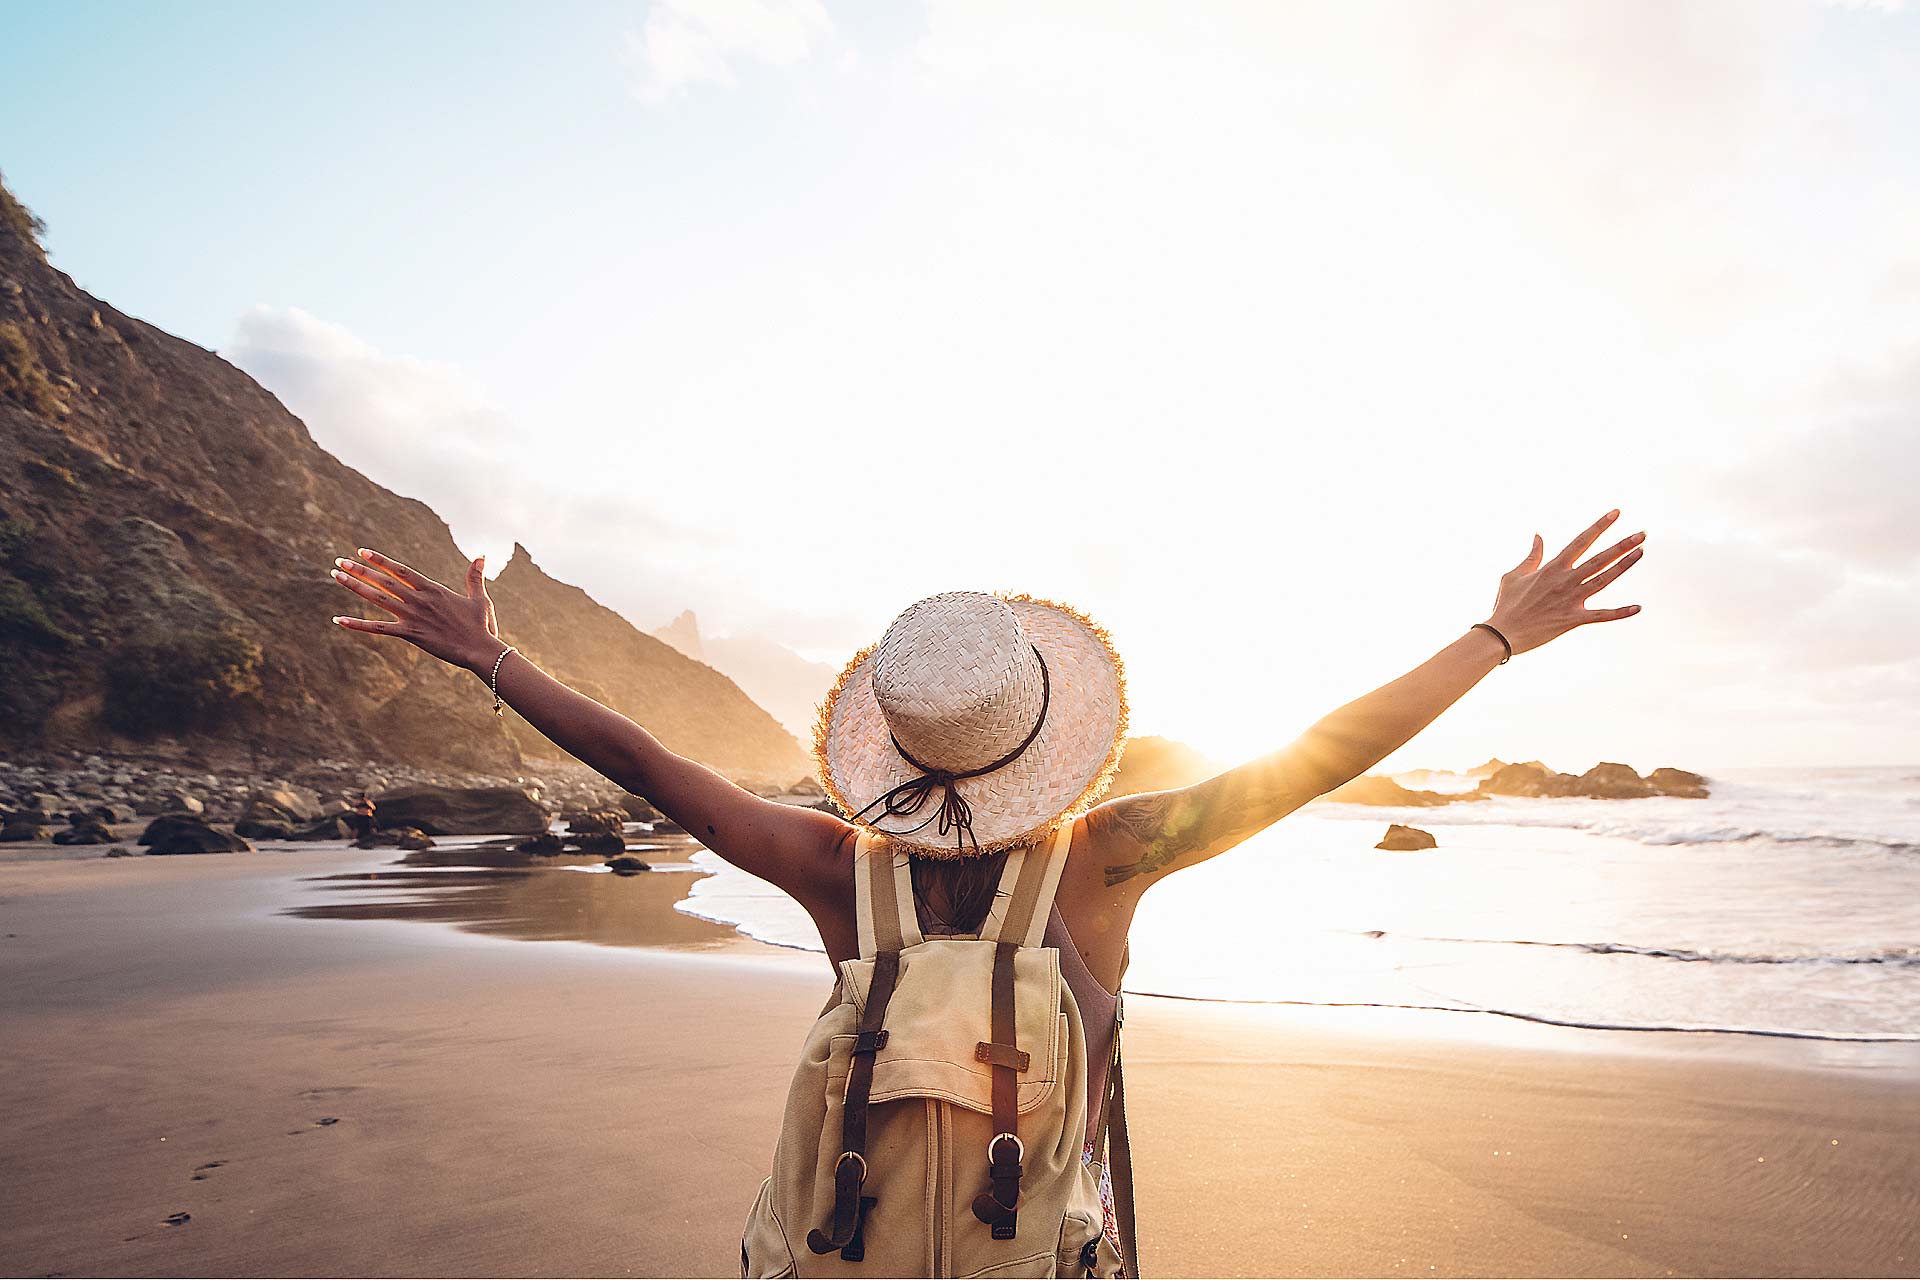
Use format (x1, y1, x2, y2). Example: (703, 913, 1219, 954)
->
(1, 846, 1916, 1278)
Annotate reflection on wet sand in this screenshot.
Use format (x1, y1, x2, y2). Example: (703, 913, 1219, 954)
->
(281, 831, 759, 952)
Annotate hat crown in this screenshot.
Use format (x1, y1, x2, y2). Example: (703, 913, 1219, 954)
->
(869, 591, 1046, 776)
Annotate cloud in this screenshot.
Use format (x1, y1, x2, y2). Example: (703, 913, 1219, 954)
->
(624, 0, 833, 102)
(222, 306, 716, 622)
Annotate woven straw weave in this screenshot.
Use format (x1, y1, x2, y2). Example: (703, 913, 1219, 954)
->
(814, 590, 1128, 859)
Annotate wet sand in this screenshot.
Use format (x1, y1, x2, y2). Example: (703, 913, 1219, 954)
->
(1, 845, 1916, 1278)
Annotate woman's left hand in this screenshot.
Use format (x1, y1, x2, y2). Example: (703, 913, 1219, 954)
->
(330, 548, 502, 673)
(1484, 509, 1646, 656)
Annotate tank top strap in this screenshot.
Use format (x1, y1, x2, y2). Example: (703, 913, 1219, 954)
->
(979, 820, 1073, 949)
(853, 827, 924, 958)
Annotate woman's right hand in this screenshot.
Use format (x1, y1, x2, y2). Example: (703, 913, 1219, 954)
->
(1484, 509, 1645, 656)
(330, 548, 504, 673)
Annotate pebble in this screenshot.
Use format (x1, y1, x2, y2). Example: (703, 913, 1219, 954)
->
(0, 748, 654, 825)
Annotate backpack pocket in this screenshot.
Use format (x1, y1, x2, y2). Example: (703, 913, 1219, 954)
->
(836, 938, 1065, 1115)
(1055, 1209, 1125, 1278)
(739, 1174, 797, 1279)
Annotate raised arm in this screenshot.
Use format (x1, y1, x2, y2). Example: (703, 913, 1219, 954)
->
(1085, 509, 1647, 897)
(328, 548, 851, 910)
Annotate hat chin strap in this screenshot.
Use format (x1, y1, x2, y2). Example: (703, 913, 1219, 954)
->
(851, 646, 1051, 856)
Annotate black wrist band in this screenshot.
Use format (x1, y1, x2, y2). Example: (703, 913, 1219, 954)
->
(1471, 622, 1512, 664)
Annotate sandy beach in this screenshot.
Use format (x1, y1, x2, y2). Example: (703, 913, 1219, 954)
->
(2, 844, 1916, 1279)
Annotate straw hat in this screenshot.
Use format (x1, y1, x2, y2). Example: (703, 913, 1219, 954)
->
(813, 591, 1129, 859)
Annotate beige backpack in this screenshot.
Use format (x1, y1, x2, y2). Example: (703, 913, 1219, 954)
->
(741, 822, 1137, 1278)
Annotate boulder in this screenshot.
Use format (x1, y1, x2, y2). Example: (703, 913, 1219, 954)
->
(606, 855, 651, 875)
(562, 809, 625, 838)
(1476, 762, 1559, 797)
(393, 826, 435, 851)
(368, 785, 551, 835)
(235, 815, 296, 840)
(1, 821, 51, 842)
(53, 818, 115, 845)
(1322, 775, 1453, 807)
(787, 775, 826, 798)
(289, 814, 354, 841)
(564, 831, 625, 855)
(139, 789, 204, 816)
(1571, 762, 1656, 799)
(618, 793, 662, 822)
(1375, 824, 1438, 851)
(90, 801, 138, 824)
(244, 786, 327, 823)
(1647, 767, 1709, 798)
(515, 832, 565, 855)
(103, 845, 137, 858)
(140, 814, 251, 855)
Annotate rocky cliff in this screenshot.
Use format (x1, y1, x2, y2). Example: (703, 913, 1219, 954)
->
(0, 176, 809, 784)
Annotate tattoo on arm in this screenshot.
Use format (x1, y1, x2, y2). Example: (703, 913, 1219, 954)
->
(1094, 758, 1313, 888)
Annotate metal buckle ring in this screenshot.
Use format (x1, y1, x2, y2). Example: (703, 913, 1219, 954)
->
(835, 1150, 868, 1182)
(988, 1132, 1024, 1164)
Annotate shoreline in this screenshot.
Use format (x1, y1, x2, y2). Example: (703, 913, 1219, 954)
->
(11, 838, 1920, 1073)
(3, 846, 1917, 1276)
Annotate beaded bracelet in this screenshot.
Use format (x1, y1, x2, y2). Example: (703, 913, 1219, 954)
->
(488, 643, 517, 715)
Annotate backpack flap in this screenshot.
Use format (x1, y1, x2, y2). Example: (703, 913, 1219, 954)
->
(830, 938, 1064, 1115)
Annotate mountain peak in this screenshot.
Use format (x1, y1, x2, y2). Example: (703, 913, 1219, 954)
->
(655, 609, 704, 663)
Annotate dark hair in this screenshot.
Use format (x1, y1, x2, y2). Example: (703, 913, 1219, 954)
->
(908, 846, 1013, 936)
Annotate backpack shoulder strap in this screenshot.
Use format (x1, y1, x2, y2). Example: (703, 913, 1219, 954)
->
(853, 827, 924, 959)
(1095, 942, 1140, 1278)
(979, 820, 1072, 949)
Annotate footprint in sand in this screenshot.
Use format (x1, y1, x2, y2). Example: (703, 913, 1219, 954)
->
(191, 1160, 226, 1181)
(286, 1116, 341, 1135)
(163, 1212, 190, 1226)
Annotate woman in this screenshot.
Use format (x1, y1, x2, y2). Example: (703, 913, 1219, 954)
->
(328, 508, 1645, 1273)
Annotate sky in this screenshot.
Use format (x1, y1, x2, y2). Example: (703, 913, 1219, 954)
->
(3, 0, 1917, 770)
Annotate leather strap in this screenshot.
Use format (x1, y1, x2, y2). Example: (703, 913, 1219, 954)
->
(808, 947, 901, 1259)
(1090, 944, 1139, 1278)
(970, 939, 1023, 1239)
(1107, 1026, 1139, 1278)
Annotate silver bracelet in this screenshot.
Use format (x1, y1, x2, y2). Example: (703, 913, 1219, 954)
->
(488, 644, 516, 715)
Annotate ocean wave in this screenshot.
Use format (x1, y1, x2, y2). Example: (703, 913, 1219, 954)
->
(1309, 801, 1920, 857)
(1124, 987, 1920, 1044)
(1360, 929, 1920, 968)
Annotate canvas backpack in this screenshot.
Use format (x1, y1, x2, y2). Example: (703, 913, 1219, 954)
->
(740, 822, 1138, 1278)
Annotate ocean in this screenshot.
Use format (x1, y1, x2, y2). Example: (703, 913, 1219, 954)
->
(677, 765, 1920, 1044)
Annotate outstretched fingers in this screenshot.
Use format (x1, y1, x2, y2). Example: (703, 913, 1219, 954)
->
(356, 548, 437, 594)
(332, 564, 407, 616)
(1580, 545, 1644, 595)
(1580, 604, 1642, 624)
(1551, 509, 1621, 569)
(333, 614, 408, 636)
(1574, 530, 1646, 582)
